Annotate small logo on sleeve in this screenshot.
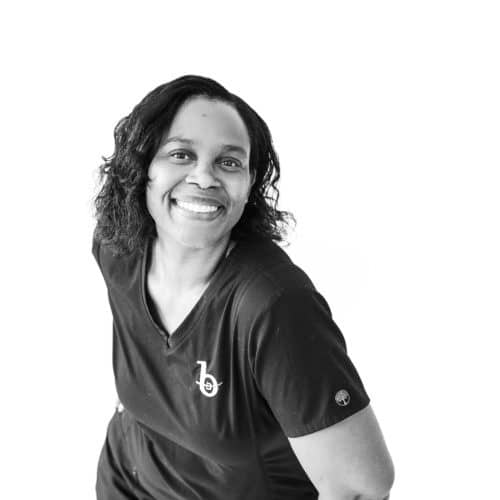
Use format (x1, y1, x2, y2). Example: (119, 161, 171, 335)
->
(196, 361, 223, 398)
(335, 389, 351, 407)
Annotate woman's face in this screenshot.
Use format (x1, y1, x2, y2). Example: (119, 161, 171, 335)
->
(146, 96, 254, 250)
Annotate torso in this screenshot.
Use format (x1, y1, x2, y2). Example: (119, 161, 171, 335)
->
(94, 234, 337, 499)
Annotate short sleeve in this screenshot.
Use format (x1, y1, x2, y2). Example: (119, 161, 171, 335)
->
(249, 287, 370, 437)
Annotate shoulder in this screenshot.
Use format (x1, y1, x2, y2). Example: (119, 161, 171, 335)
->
(234, 237, 314, 296)
(230, 237, 323, 327)
(91, 231, 146, 287)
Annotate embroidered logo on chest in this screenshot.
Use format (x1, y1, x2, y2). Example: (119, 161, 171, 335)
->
(195, 361, 223, 397)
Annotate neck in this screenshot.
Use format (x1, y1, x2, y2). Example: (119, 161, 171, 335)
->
(150, 235, 233, 293)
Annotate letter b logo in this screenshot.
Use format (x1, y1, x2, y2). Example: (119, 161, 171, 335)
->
(196, 361, 222, 397)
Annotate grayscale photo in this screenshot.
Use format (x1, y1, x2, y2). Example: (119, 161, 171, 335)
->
(2, 2, 498, 499)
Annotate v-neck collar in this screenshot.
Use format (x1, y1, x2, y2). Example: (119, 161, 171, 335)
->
(139, 237, 241, 350)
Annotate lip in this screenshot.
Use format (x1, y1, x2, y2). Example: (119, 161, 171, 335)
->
(171, 195, 226, 208)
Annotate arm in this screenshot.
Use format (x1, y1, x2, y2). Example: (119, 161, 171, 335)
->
(243, 283, 393, 498)
(288, 404, 394, 500)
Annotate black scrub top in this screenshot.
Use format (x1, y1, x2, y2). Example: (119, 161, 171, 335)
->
(93, 235, 370, 499)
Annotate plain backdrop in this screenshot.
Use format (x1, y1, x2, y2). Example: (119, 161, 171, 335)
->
(1, 1, 498, 499)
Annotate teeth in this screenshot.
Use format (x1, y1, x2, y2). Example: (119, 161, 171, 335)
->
(175, 200, 220, 214)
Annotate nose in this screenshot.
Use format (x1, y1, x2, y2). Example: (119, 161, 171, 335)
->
(185, 160, 221, 189)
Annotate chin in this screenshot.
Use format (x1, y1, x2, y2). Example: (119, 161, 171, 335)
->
(174, 230, 230, 250)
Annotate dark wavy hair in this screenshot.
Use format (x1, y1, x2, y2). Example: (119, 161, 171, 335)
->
(93, 75, 295, 257)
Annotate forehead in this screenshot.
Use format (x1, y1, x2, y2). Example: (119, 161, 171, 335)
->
(164, 97, 250, 147)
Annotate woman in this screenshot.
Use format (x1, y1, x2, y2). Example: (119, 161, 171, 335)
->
(92, 75, 394, 500)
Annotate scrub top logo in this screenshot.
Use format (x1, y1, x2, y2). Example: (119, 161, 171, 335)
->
(335, 389, 351, 407)
(196, 361, 223, 398)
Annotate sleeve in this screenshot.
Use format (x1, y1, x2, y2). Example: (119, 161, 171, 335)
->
(248, 286, 370, 438)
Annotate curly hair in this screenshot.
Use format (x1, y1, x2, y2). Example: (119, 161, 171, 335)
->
(93, 75, 295, 257)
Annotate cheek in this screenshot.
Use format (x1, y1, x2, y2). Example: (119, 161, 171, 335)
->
(147, 161, 164, 185)
(148, 160, 187, 189)
(227, 175, 253, 203)
(145, 171, 165, 213)
(146, 164, 172, 198)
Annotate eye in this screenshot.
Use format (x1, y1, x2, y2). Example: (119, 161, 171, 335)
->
(169, 150, 192, 161)
(218, 158, 242, 170)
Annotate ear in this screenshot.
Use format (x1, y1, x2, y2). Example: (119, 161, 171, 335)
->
(250, 169, 256, 188)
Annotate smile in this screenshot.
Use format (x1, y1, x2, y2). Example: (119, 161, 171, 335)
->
(171, 199, 224, 221)
(175, 200, 221, 213)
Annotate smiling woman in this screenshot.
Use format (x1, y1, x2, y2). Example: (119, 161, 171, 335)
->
(146, 97, 254, 252)
(93, 75, 291, 258)
(92, 75, 394, 500)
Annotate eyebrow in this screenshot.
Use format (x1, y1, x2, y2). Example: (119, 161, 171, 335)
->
(162, 136, 249, 158)
(163, 136, 194, 146)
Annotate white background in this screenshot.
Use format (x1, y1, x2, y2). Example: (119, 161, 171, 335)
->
(1, 1, 499, 498)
